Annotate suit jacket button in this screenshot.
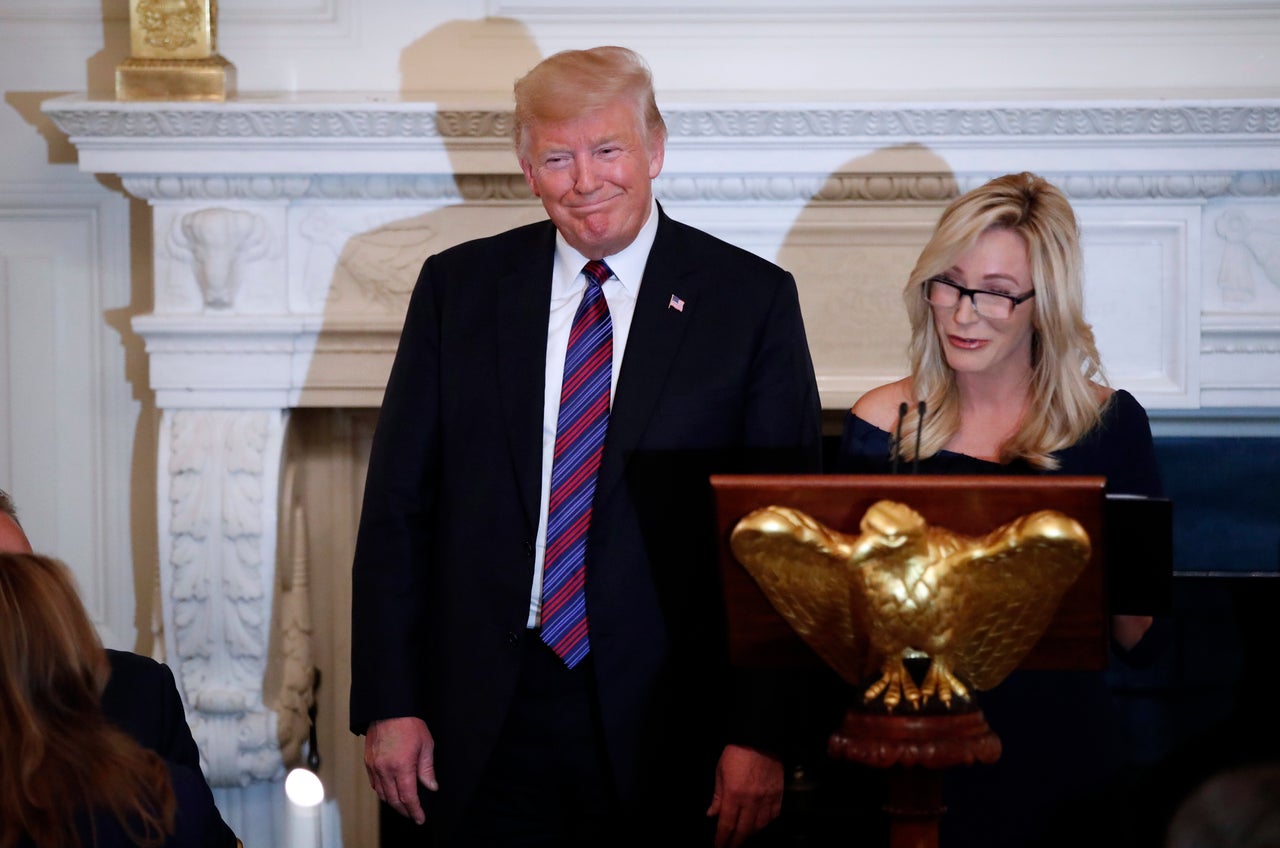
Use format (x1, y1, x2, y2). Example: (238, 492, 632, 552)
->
(523, 541, 534, 559)
(506, 631, 521, 646)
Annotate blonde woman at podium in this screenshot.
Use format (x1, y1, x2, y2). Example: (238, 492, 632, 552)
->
(839, 172, 1165, 847)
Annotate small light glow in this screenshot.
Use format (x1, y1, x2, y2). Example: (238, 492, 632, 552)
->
(285, 767, 325, 807)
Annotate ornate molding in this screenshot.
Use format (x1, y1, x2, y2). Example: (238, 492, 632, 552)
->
(1201, 342, 1280, 354)
(114, 172, 1280, 204)
(123, 176, 313, 201)
(655, 173, 1275, 203)
(1200, 311, 1280, 355)
(122, 174, 532, 201)
(45, 105, 509, 140)
(663, 105, 1280, 139)
(311, 173, 533, 202)
(164, 409, 285, 786)
(43, 99, 1280, 142)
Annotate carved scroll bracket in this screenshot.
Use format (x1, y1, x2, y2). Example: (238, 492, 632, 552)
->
(157, 408, 288, 786)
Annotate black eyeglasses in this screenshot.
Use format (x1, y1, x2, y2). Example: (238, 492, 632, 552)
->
(922, 275, 1035, 320)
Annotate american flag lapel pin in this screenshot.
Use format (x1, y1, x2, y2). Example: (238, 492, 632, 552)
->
(668, 293, 685, 312)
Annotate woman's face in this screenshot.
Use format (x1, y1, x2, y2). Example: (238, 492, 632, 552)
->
(930, 227, 1036, 382)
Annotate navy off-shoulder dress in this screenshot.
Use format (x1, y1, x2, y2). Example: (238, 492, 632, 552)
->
(838, 389, 1162, 498)
(838, 389, 1164, 848)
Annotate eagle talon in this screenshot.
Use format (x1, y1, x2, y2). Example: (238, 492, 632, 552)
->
(919, 658, 971, 708)
(863, 658, 921, 712)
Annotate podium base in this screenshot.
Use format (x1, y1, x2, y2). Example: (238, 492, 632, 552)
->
(829, 709, 1002, 848)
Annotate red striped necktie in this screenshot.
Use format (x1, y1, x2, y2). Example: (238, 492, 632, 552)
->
(541, 260, 613, 667)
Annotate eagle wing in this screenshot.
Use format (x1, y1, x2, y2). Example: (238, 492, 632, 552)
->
(940, 510, 1092, 690)
(730, 506, 870, 684)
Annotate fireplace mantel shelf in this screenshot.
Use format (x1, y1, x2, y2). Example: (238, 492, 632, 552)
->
(44, 93, 1280, 176)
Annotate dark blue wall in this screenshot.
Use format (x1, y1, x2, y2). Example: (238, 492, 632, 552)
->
(1154, 437, 1280, 575)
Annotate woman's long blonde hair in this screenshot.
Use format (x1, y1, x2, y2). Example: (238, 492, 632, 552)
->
(902, 172, 1106, 468)
(0, 552, 175, 848)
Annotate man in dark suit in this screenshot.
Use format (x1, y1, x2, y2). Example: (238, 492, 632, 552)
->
(351, 46, 822, 847)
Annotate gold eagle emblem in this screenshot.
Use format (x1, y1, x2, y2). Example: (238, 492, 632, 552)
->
(729, 500, 1090, 712)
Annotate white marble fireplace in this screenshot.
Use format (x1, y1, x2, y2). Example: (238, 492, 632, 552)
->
(41, 93, 1280, 844)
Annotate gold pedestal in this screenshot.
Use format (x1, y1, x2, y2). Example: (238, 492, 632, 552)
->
(116, 54, 235, 101)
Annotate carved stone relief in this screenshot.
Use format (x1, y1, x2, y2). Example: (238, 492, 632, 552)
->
(270, 461, 316, 769)
(162, 206, 281, 312)
(162, 408, 286, 786)
(46, 103, 1280, 143)
(1214, 208, 1280, 305)
(292, 204, 546, 314)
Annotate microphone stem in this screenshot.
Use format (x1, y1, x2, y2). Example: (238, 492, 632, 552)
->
(912, 400, 926, 474)
(892, 402, 908, 475)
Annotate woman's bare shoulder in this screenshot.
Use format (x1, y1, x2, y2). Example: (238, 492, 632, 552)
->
(851, 379, 914, 432)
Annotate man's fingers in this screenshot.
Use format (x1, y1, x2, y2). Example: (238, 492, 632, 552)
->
(363, 717, 435, 824)
(747, 804, 768, 845)
(714, 800, 752, 848)
(394, 769, 426, 825)
(418, 737, 439, 793)
(712, 802, 736, 848)
(709, 745, 784, 846)
(368, 757, 422, 823)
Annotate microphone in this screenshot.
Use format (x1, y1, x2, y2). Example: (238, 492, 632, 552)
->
(891, 402, 908, 474)
(912, 400, 926, 474)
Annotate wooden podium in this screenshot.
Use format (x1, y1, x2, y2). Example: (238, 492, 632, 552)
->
(712, 474, 1112, 848)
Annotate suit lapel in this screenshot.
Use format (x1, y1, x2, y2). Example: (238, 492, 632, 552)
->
(597, 210, 698, 503)
(496, 223, 557, 532)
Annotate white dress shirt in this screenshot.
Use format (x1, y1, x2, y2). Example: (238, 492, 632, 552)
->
(526, 198, 660, 626)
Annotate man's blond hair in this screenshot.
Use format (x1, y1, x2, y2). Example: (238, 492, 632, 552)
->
(513, 45, 667, 160)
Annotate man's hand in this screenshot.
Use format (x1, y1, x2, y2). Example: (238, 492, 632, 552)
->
(1113, 614, 1153, 651)
(364, 716, 438, 825)
(705, 744, 784, 848)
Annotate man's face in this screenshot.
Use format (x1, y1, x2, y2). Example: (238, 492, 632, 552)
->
(519, 97, 665, 260)
(0, 514, 32, 553)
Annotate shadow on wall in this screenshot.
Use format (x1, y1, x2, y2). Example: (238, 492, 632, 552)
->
(775, 145, 957, 415)
(400, 17, 544, 97)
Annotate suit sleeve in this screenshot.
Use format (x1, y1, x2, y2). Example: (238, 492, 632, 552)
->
(102, 651, 203, 770)
(101, 652, 239, 848)
(728, 268, 824, 756)
(155, 661, 205, 772)
(349, 258, 443, 734)
(741, 269, 824, 467)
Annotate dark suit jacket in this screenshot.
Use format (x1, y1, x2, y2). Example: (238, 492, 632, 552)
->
(16, 763, 225, 848)
(350, 205, 822, 831)
(103, 650, 238, 848)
